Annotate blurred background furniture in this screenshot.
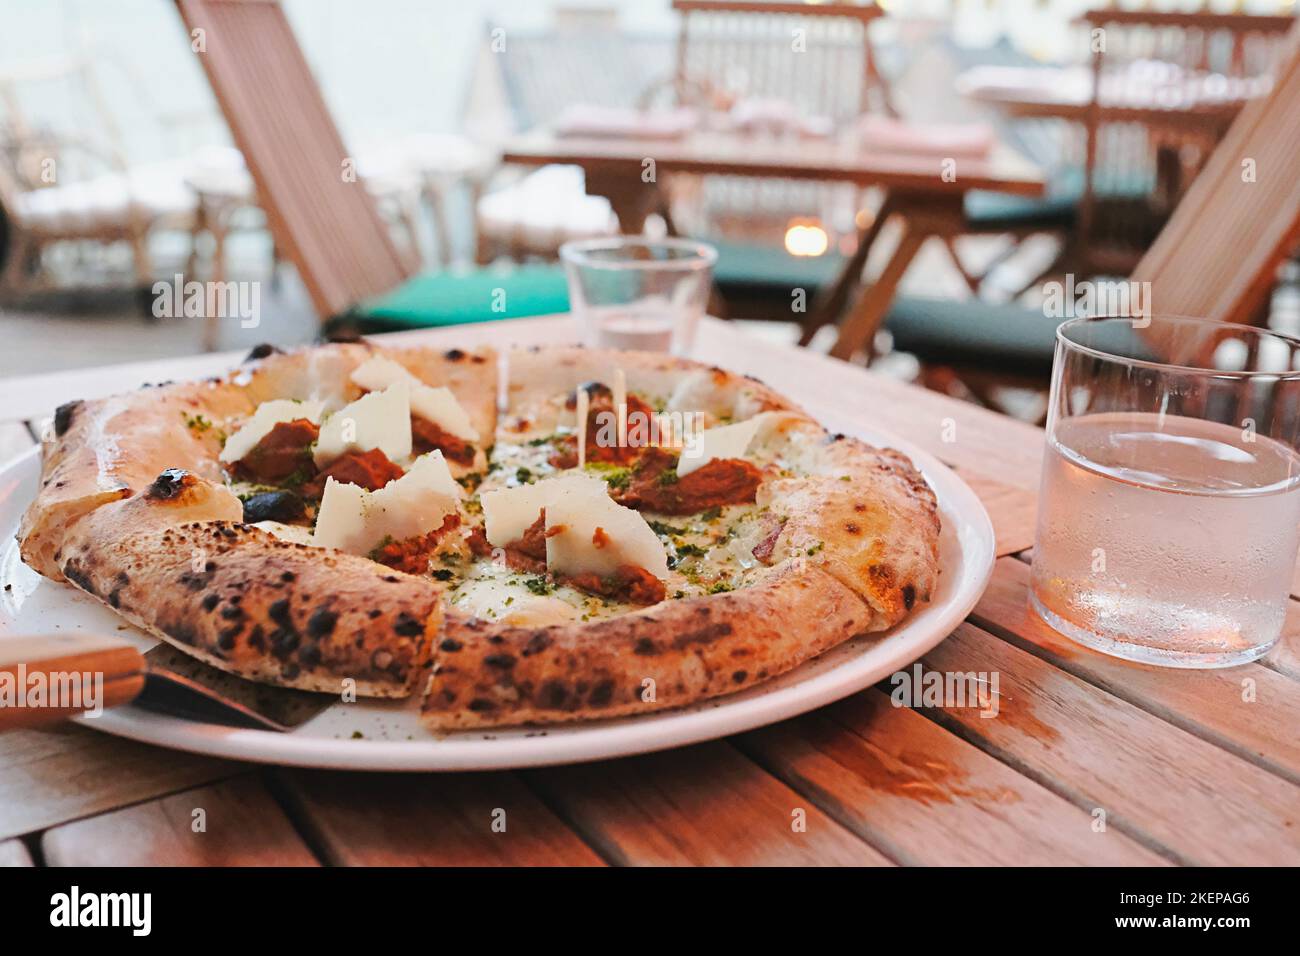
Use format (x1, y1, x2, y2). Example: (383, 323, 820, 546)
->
(173, 0, 571, 340)
(0, 54, 199, 301)
(663, 0, 891, 318)
(2, 0, 1297, 413)
(857, 17, 1300, 414)
(957, 9, 1296, 294)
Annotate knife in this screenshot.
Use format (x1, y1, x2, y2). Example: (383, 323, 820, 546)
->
(0, 633, 335, 732)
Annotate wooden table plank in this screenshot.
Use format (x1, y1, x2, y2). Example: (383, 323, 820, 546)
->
(525, 740, 891, 866)
(41, 774, 318, 866)
(0, 723, 243, 841)
(504, 131, 1045, 196)
(973, 558, 1300, 784)
(920, 623, 1300, 865)
(0, 839, 33, 867)
(276, 769, 605, 866)
(954, 470, 1038, 557)
(737, 691, 1168, 866)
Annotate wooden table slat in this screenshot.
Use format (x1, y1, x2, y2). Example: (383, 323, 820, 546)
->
(952, 471, 1039, 557)
(0, 723, 243, 841)
(41, 774, 318, 867)
(0, 838, 33, 867)
(737, 690, 1168, 866)
(920, 623, 1300, 865)
(525, 740, 891, 866)
(275, 769, 605, 866)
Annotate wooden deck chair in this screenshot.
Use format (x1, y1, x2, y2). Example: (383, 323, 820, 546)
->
(173, 0, 412, 323)
(1129, 17, 1300, 330)
(173, 0, 571, 341)
(851, 19, 1300, 406)
(1072, 9, 1296, 279)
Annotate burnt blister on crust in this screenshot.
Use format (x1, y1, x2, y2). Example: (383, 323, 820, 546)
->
(146, 468, 197, 500)
(243, 343, 283, 362)
(53, 400, 82, 437)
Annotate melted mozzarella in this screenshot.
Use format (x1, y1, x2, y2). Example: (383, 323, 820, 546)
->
(313, 381, 412, 467)
(313, 451, 460, 554)
(451, 576, 578, 626)
(351, 356, 480, 442)
(219, 399, 325, 465)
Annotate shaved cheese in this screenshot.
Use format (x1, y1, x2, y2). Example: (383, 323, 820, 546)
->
(546, 489, 670, 581)
(351, 355, 480, 442)
(481, 473, 607, 547)
(313, 451, 460, 554)
(677, 412, 776, 477)
(219, 399, 325, 465)
(313, 382, 412, 467)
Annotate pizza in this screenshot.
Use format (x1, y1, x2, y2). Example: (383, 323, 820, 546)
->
(18, 341, 941, 729)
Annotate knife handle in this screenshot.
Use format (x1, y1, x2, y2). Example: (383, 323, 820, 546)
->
(0, 634, 146, 731)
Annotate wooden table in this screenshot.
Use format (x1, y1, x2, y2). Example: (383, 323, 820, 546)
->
(1, 316, 1296, 867)
(502, 130, 1045, 360)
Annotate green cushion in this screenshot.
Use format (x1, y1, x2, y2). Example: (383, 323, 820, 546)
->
(711, 239, 845, 292)
(963, 189, 1079, 230)
(884, 296, 1151, 375)
(885, 297, 1065, 375)
(344, 265, 570, 334)
(964, 166, 1155, 231)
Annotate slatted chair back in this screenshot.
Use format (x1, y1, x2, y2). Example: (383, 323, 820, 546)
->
(1077, 9, 1296, 274)
(671, 0, 892, 121)
(667, 1, 890, 254)
(173, 0, 414, 320)
(1132, 18, 1300, 337)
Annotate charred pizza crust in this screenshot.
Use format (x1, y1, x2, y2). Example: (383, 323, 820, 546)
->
(422, 562, 874, 729)
(17, 340, 942, 724)
(57, 482, 440, 697)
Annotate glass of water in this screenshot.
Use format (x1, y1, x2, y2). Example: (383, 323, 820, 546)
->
(560, 237, 717, 355)
(1031, 315, 1300, 668)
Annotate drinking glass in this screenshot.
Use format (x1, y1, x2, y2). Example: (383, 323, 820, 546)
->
(560, 237, 717, 355)
(1031, 315, 1300, 668)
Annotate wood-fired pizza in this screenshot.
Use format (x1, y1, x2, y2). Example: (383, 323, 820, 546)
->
(18, 341, 940, 730)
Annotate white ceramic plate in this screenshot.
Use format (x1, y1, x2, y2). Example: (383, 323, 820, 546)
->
(0, 403, 994, 771)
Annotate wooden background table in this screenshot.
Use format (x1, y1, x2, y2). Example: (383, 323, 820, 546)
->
(0, 316, 1296, 866)
(502, 130, 1045, 358)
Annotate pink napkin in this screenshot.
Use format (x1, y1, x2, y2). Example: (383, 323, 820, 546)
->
(554, 105, 699, 139)
(727, 98, 834, 138)
(857, 115, 995, 158)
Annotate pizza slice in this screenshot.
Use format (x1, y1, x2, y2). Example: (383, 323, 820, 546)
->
(21, 342, 496, 697)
